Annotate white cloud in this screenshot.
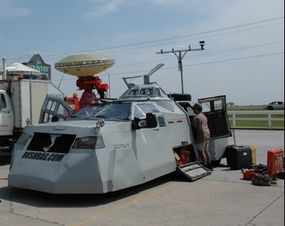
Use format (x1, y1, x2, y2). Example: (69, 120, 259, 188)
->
(86, 0, 126, 17)
(0, 0, 31, 19)
(85, 0, 192, 17)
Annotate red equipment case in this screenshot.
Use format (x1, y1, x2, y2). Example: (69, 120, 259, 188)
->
(267, 148, 284, 178)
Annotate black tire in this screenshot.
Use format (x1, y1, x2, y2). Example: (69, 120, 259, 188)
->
(267, 106, 273, 110)
(211, 159, 221, 167)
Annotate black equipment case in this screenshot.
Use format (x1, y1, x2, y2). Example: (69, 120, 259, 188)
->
(226, 145, 252, 170)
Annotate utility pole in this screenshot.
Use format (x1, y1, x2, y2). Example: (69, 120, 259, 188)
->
(157, 41, 205, 94)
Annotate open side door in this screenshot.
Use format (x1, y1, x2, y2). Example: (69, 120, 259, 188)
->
(0, 91, 14, 137)
(198, 95, 232, 139)
(39, 95, 73, 124)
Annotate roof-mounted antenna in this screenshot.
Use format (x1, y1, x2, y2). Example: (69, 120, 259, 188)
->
(143, 63, 164, 85)
(122, 63, 164, 88)
(122, 75, 142, 89)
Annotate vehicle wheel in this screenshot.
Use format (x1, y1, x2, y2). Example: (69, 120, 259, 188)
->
(267, 106, 273, 110)
(9, 142, 15, 153)
(211, 159, 221, 167)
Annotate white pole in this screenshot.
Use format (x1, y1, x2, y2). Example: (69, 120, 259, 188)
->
(232, 111, 236, 128)
(268, 112, 272, 128)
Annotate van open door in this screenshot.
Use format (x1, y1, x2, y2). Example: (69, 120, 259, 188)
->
(0, 91, 14, 137)
(39, 95, 73, 124)
(198, 95, 232, 139)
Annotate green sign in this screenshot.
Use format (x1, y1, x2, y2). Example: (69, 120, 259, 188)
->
(24, 54, 51, 80)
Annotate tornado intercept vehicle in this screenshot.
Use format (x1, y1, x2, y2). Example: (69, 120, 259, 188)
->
(8, 81, 231, 194)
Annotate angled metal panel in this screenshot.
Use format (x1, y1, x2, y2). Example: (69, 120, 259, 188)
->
(177, 162, 211, 181)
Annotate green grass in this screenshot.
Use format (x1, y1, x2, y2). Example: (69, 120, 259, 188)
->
(227, 112, 284, 128)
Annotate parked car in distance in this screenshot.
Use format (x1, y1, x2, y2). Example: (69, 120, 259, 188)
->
(266, 101, 284, 110)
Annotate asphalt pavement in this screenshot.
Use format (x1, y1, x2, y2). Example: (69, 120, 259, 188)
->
(0, 129, 284, 226)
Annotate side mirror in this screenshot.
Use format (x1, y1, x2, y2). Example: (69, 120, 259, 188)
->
(132, 117, 145, 130)
(132, 113, 157, 130)
(146, 113, 157, 128)
(51, 115, 60, 122)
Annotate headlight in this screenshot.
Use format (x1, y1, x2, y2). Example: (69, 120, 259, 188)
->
(72, 136, 105, 149)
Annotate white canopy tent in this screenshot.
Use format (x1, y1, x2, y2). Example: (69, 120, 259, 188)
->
(6, 62, 40, 75)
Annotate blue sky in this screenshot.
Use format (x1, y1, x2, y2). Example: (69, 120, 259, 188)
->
(0, 0, 284, 105)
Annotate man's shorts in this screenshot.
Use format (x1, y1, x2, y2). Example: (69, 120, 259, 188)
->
(195, 140, 209, 152)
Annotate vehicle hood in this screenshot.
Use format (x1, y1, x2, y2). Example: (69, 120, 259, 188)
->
(24, 119, 130, 136)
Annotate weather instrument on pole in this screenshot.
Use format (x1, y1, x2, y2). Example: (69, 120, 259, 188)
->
(157, 41, 205, 94)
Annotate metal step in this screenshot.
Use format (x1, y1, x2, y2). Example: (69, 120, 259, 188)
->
(177, 161, 212, 181)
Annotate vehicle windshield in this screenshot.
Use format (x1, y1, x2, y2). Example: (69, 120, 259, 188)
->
(94, 103, 131, 120)
(70, 103, 131, 121)
(69, 104, 108, 120)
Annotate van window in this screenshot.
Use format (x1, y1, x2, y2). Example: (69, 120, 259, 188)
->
(0, 94, 7, 109)
(136, 103, 160, 114)
(128, 89, 139, 96)
(214, 100, 223, 111)
(135, 103, 166, 127)
(158, 116, 166, 127)
(134, 105, 145, 118)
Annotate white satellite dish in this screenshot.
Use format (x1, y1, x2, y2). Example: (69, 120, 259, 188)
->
(54, 53, 115, 77)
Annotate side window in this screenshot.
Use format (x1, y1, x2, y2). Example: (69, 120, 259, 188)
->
(58, 104, 70, 117)
(200, 102, 211, 112)
(137, 103, 160, 114)
(138, 88, 161, 96)
(0, 94, 7, 109)
(134, 105, 145, 119)
(39, 96, 73, 124)
(213, 100, 223, 111)
(46, 100, 57, 111)
(154, 88, 161, 96)
(177, 101, 195, 119)
(158, 116, 166, 127)
(128, 89, 139, 96)
(201, 99, 225, 112)
(140, 88, 152, 95)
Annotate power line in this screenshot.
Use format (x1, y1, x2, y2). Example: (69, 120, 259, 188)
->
(113, 40, 284, 69)
(91, 40, 282, 76)
(81, 20, 284, 55)
(9, 16, 283, 60)
(97, 17, 284, 53)
(53, 51, 283, 81)
(182, 51, 284, 68)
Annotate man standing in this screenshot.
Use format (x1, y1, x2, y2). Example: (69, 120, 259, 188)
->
(192, 103, 213, 170)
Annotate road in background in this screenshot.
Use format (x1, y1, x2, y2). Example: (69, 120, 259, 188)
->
(0, 130, 284, 226)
